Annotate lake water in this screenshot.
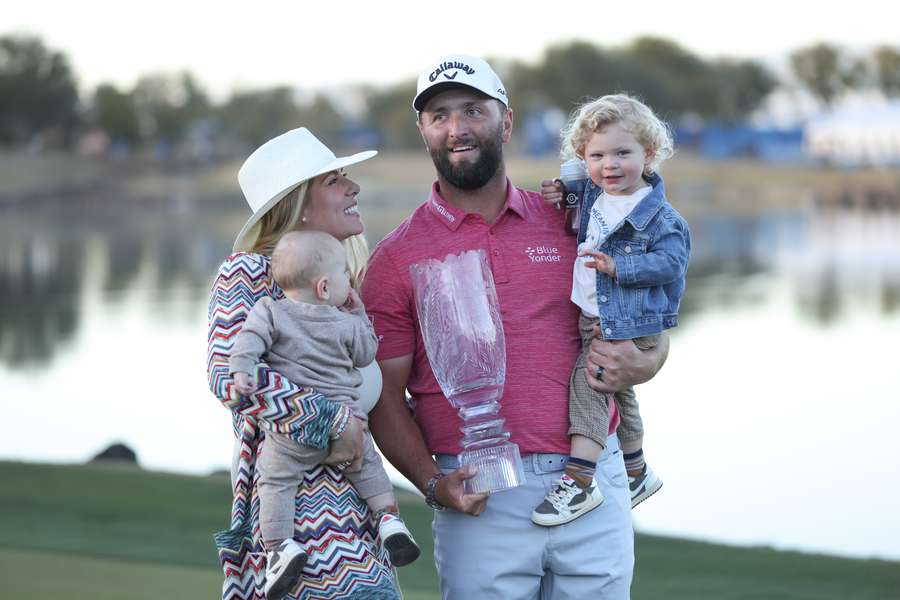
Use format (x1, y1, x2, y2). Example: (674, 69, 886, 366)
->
(2, 174, 899, 562)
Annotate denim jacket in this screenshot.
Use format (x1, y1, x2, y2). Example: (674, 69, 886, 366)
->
(577, 172, 691, 340)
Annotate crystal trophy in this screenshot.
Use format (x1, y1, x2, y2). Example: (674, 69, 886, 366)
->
(410, 249, 525, 494)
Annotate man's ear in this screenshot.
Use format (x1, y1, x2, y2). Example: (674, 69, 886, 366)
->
(501, 106, 514, 144)
(416, 117, 429, 148)
(315, 276, 330, 301)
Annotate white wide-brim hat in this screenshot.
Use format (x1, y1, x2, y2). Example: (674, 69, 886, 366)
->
(233, 127, 377, 252)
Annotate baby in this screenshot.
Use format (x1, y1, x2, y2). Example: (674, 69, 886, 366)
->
(533, 94, 691, 527)
(229, 231, 418, 600)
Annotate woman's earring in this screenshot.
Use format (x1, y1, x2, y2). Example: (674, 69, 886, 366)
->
(300, 216, 307, 223)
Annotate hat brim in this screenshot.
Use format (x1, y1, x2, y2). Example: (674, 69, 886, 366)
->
(414, 82, 499, 111)
(232, 149, 377, 253)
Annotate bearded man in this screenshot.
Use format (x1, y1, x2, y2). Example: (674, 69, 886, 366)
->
(362, 54, 669, 599)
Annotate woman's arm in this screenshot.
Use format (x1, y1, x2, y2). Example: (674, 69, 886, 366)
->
(207, 253, 345, 449)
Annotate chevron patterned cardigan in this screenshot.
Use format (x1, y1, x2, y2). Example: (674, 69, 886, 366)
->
(207, 252, 400, 600)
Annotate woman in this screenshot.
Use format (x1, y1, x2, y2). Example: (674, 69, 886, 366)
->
(207, 128, 399, 600)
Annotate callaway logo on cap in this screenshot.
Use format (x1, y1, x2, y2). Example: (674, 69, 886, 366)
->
(413, 54, 508, 111)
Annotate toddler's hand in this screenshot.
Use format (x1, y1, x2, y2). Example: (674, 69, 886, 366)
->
(340, 288, 365, 315)
(540, 179, 565, 207)
(234, 372, 258, 395)
(579, 249, 617, 277)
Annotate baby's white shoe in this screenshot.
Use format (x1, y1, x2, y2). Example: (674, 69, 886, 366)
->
(264, 538, 307, 600)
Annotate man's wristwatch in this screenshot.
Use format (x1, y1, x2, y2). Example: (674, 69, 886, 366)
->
(424, 472, 446, 511)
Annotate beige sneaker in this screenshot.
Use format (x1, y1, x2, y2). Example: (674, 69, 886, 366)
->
(532, 474, 604, 527)
(629, 465, 663, 508)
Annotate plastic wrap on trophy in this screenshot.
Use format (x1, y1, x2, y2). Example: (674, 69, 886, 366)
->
(410, 249, 525, 494)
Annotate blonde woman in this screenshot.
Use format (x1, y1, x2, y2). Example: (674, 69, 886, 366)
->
(207, 128, 399, 600)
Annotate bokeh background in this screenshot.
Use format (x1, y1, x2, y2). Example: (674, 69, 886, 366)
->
(2, 2, 900, 598)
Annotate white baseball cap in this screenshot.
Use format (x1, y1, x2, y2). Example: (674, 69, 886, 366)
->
(233, 127, 376, 252)
(413, 54, 509, 112)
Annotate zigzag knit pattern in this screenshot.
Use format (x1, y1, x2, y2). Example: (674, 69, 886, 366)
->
(208, 253, 399, 600)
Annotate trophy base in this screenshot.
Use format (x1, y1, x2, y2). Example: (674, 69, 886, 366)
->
(459, 441, 525, 494)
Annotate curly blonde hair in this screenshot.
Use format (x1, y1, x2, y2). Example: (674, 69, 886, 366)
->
(249, 181, 370, 289)
(560, 94, 674, 175)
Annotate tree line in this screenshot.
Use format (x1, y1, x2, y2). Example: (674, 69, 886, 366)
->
(2, 33, 899, 151)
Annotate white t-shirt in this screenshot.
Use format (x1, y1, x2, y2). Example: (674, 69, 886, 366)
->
(571, 186, 652, 316)
(356, 361, 383, 415)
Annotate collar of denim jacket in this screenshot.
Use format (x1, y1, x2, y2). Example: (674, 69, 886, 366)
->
(623, 172, 666, 231)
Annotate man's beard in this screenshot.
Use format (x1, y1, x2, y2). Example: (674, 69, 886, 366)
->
(428, 123, 504, 190)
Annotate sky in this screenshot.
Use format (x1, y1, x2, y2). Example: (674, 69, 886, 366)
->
(5, 0, 899, 98)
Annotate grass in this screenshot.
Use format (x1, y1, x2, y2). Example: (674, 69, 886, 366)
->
(0, 460, 228, 569)
(1, 461, 899, 599)
(632, 534, 900, 600)
(0, 546, 222, 600)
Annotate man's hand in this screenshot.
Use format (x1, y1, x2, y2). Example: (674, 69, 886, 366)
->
(585, 331, 669, 393)
(233, 372, 257, 396)
(579, 248, 617, 277)
(323, 415, 367, 472)
(434, 466, 489, 516)
(540, 179, 565, 207)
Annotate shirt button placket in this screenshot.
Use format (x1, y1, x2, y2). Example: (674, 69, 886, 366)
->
(487, 227, 508, 283)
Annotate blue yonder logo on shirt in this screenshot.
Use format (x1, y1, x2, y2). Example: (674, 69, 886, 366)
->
(525, 246, 561, 263)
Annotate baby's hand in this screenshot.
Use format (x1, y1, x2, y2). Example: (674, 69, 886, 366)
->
(341, 288, 365, 315)
(234, 372, 258, 395)
(579, 249, 617, 277)
(540, 179, 565, 207)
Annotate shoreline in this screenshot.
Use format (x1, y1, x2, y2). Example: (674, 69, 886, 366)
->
(3, 151, 900, 214)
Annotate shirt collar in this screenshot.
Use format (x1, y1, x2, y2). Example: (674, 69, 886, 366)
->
(427, 182, 466, 230)
(624, 172, 666, 231)
(427, 178, 526, 230)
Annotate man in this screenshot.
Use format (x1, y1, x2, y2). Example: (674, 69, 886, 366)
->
(362, 54, 668, 599)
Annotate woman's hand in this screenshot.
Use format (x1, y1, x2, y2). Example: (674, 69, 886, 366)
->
(323, 415, 367, 472)
(585, 331, 669, 393)
(434, 466, 490, 516)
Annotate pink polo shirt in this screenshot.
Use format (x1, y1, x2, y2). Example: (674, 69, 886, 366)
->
(362, 179, 619, 455)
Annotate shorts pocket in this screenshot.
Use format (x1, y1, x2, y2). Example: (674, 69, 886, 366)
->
(599, 449, 627, 489)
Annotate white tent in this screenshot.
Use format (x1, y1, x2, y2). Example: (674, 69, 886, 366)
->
(806, 100, 900, 167)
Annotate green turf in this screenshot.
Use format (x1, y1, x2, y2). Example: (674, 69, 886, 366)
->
(0, 460, 229, 569)
(1, 461, 897, 599)
(632, 533, 900, 600)
(0, 546, 222, 599)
